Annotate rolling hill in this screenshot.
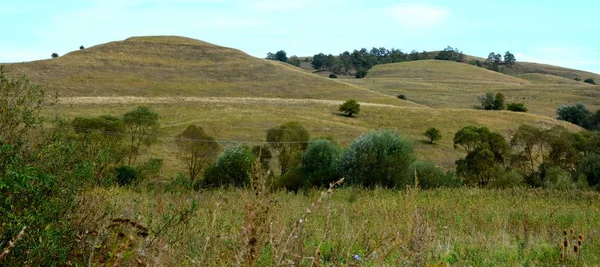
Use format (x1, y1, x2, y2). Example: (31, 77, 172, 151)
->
(1, 36, 591, 173)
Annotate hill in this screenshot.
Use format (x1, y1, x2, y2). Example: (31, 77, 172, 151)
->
(4, 36, 406, 106)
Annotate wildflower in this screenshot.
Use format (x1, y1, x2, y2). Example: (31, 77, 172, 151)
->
(353, 254, 361, 261)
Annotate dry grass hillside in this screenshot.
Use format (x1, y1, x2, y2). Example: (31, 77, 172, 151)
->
(344, 60, 600, 117)
(4, 36, 407, 106)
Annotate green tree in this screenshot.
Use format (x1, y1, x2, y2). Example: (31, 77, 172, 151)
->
(408, 161, 462, 189)
(267, 122, 310, 175)
(478, 92, 505, 110)
(311, 53, 325, 70)
(340, 131, 416, 188)
(176, 125, 220, 185)
(51, 53, 59, 58)
(339, 99, 360, 117)
(424, 127, 442, 144)
(510, 125, 545, 175)
(275, 50, 288, 62)
(454, 126, 509, 186)
(493, 92, 505, 110)
(504, 51, 516, 67)
(301, 139, 343, 187)
(584, 78, 596, 85)
(580, 153, 600, 188)
(122, 106, 160, 166)
(556, 103, 591, 127)
(287, 55, 301, 67)
(203, 145, 255, 187)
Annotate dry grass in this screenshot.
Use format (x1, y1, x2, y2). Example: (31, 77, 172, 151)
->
(71, 185, 600, 266)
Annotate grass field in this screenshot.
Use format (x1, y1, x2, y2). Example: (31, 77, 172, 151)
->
(75, 185, 600, 266)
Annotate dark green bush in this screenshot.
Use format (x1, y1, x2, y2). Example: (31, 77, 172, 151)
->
(114, 165, 139, 185)
(203, 145, 256, 187)
(301, 139, 342, 187)
(506, 103, 528, 112)
(487, 167, 523, 189)
(276, 167, 305, 192)
(408, 161, 461, 189)
(355, 70, 367, 78)
(584, 78, 596, 85)
(340, 131, 416, 188)
(136, 157, 163, 180)
(397, 94, 406, 100)
(580, 153, 600, 188)
(329, 73, 337, 79)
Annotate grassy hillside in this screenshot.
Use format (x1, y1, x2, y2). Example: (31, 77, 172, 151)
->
(505, 61, 600, 81)
(3, 36, 407, 106)
(344, 60, 600, 117)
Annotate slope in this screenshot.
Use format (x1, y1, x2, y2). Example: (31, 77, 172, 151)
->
(3, 36, 409, 106)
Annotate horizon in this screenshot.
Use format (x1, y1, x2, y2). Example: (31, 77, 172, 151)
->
(2, 0, 599, 74)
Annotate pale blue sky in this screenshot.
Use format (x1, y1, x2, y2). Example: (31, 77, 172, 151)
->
(2, 0, 599, 74)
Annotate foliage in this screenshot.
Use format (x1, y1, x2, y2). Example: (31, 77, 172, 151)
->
(487, 167, 523, 188)
(0, 66, 53, 149)
(79, 45, 85, 50)
(114, 165, 139, 186)
(203, 145, 256, 187)
(276, 166, 304, 192)
(122, 106, 160, 166)
(556, 103, 591, 127)
(355, 69, 367, 78)
(340, 131, 416, 188)
(51, 53, 59, 58)
(434, 46, 465, 62)
(579, 153, 600, 188)
(266, 50, 288, 62)
(301, 139, 343, 187)
(266, 122, 310, 175)
(454, 126, 509, 186)
(485, 52, 502, 72)
(328, 73, 337, 79)
(408, 161, 462, 189)
(136, 157, 164, 180)
(339, 99, 360, 117)
(542, 166, 573, 189)
(176, 125, 219, 185)
(506, 103, 528, 112)
(287, 55, 301, 67)
(584, 78, 596, 85)
(424, 127, 442, 144)
(478, 92, 505, 110)
(397, 94, 406, 100)
(504, 51, 516, 67)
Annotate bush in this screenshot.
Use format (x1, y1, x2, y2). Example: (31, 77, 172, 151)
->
(355, 70, 367, 78)
(478, 92, 505, 110)
(136, 157, 163, 180)
(574, 77, 581, 81)
(397, 94, 406, 100)
(329, 73, 337, 79)
(506, 103, 528, 112)
(340, 131, 416, 188)
(276, 167, 305, 192)
(301, 139, 343, 187)
(339, 99, 360, 117)
(584, 78, 596, 85)
(114, 165, 139, 186)
(203, 145, 256, 187)
(488, 167, 523, 189)
(543, 166, 573, 189)
(556, 103, 591, 127)
(408, 161, 461, 189)
(579, 153, 600, 188)
(51, 53, 59, 58)
(424, 127, 442, 144)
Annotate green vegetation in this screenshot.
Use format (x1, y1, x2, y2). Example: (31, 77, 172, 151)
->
(338, 99, 360, 117)
(267, 122, 310, 175)
(176, 125, 219, 185)
(424, 127, 442, 144)
(203, 144, 255, 187)
(584, 78, 596, 85)
(478, 92, 505, 110)
(507, 103, 528, 112)
(123, 106, 160, 166)
(301, 138, 342, 187)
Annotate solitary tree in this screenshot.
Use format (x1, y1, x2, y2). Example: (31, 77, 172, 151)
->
(424, 127, 442, 144)
(79, 45, 85, 50)
(504, 51, 516, 67)
(176, 125, 220, 185)
(267, 122, 310, 175)
(51, 53, 59, 58)
(122, 106, 160, 166)
(275, 50, 288, 62)
(339, 99, 360, 117)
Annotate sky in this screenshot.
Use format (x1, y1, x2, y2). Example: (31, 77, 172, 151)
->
(1, 0, 600, 74)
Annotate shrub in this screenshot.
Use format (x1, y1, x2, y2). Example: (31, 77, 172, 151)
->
(506, 103, 528, 112)
(408, 161, 461, 189)
(136, 157, 164, 180)
(543, 166, 573, 189)
(340, 131, 416, 188)
(424, 127, 442, 144)
(579, 153, 600, 188)
(203, 145, 256, 187)
(79, 45, 85, 50)
(584, 78, 596, 85)
(478, 92, 505, 110)
(574, 77, 581, 81)
(301, 139, 343, 187)
(267, 122, 310, 175)
(487, 167, 523, 189)
(276, 167, 304, 192)
(355, 69, 367, 78)
(397, 94, 406, 100)
(339, 99, 360, 117)
(329, 73, 337, 79)
(556, 103, 591, 127)
(51, 53, 59, 58)
(114, 165, 139, 186)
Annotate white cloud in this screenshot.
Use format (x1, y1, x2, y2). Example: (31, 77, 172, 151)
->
(385, 3, 449, 28)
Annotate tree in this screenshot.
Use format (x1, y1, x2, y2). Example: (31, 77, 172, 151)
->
(478, 92, 505, 110)
(454, 126, 509, 186)
(339, 99, 360, 117)
(79, 45, 85, 50)
(556, 103, 591, 127)
(485, 52, 502, 72)
(266, 122, 310, 175)
(504, 51, 516, 67)
(493, 92, 505, 110)
(122, 106, 160, 166)
(312, 53, 326, 70)
(275, 50, 288, 62)
(580, 153, 600, 188)
(340, 131, 416, 188)
(287, 55, 301, 67)
(203, 145, 255, 187)
(424, 127, 442, 144)
(301, 139, 343, 187)
(510, 125, 545, 175)
(51, 53, 59, 58)
(176, 125, 220, 185)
